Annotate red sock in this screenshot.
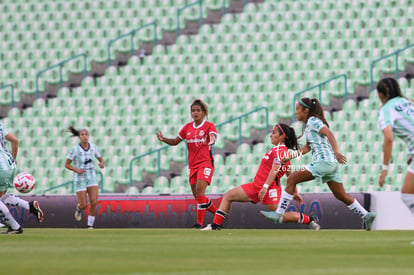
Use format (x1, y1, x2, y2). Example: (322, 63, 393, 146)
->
(298, 213, 311, 224)
(206, 199, 217, 214)
(196, 196, 209, 225)
(212, 209, 227, 226)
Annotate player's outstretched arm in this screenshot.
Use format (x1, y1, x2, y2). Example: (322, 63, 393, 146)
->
(156, 130, 182, 146)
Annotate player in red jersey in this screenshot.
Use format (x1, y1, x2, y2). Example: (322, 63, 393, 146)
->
(202, 123, 320, 230)
(157, 99, 218, 228)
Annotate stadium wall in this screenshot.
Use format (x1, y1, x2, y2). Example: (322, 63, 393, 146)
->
(13, 193, 370, 229)
(371, 191, 414, 230)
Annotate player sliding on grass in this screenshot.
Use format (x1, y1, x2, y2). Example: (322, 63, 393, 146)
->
(261, 98, 376, 230)
(377, 78, 414, 219)
(157, 99, 218, 228)
(202, 123, 320, 231)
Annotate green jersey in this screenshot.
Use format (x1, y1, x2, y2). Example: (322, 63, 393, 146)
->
(67, 143, 101, 181)
(0, 123, 16, 171)
(305, 117, 336, 162)
(378, 97, 414, 157)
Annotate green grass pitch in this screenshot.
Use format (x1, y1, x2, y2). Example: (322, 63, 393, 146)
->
(1, 229, 413, 275)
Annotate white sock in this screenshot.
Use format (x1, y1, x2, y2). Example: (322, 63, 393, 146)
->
(276, 191, 294, 215)
(0, 201, 20, 230)
(347, 199, 368, 218)
(88, 216, 95, 227)
(401, 193, 414, 217)
(2, 194, 30, 210)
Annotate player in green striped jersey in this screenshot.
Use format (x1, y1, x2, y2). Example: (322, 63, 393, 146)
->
(261, 98, 376, 230)
(65, 126, 104, 229)
(377, 77, 414, 218)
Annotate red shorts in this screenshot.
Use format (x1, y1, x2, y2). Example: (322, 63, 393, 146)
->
(189, 164, 214, 185)
(241, 182, 281, 205)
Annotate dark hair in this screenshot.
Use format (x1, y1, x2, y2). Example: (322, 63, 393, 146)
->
(190, 99, 209, 119)
(377, 77, 403, 101)
(299, 97, 329, 128)
(68, 126, 88, 138)
(277, 123, 300, 150)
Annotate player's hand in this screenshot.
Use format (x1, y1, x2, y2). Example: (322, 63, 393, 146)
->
(293, 193, 303, 204)
(156, 130, 164, 141)
(98, 162, 104, 169)
(408, 157, 412, 165)
(378, 170, 387, 187)
(208, 133, 217, 145)
(77, 169, 86, 175)
(281, 157, 290, 164)
(258, 186, 268, 201)
(335, 151, 347, 164)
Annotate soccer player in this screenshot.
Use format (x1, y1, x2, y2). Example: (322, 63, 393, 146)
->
(377, 78, 414, 218)
(261, 98, 376, 230)
(65, 126, 104, 229)
(157, 99, 218, 228)
(202, 123, 320, 231)
(0, 122, 44, 234)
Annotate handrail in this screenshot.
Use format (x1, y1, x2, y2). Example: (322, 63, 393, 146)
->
(36, 53, 87, 98)
(370, 44, 414, 92)
(129, 107, 269, 186)
(176, 0, 204, 36)
(107, 22, 157, 66)
(0, 84, 15, 107)
(42, 170, 104, 194)
(292, 74, 348, 121)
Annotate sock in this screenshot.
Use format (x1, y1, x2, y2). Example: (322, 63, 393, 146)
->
(88, 216, 95, 227)
(276, 191, 294, 215)
(401, 193, 414, 217)
(347, 199, 368, 218)
(206, 199, 217, 214)
(0, 201, 20, 230)
(212, 209, 228, 226)
(196, 196, 209, 225)
(2, 194, 30, 210)
(298, 213, 311, 224)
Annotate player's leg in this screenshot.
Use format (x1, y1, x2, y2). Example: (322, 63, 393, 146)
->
(86, 185, 99, 228)
(193, 179, 210, 228)
(327, 180, 375, 230)
(203, 186, 253, 230)
(2, 193, 44, 222)
(400, 170, 414, 217)
(75, 190, 87, 222)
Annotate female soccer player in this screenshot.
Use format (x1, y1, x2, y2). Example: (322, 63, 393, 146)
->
(65, 126, 104, 229)
(202, 123, 320, 231)
(377, 77, 414, 218)
(0, 122, 43, 234)
(261, 98, 376, 230)
(157, 99, 218, 228)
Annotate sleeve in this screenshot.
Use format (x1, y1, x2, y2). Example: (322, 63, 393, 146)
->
(178, 124, 186, 140)
(94, 144, 102, 158)
(209, 123, 217, 135)
(1, 124, 10, 136)
(378, 107, 392, 130)
(272, 146, 284, 165)
(67, 146, 75, 160)
(309, 117, 325, 132)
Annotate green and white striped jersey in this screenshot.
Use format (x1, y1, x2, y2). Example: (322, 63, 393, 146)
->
(67, 143, 101, 181)
(378, 97, 414, 157)
(0, 122, 16, 171)
(305, 117, 337, 162)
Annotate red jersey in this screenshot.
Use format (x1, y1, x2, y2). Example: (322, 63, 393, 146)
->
(253, 144, 290, 186)
(178, 120, 217, 169)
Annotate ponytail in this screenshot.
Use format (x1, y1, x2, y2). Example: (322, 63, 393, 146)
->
(299, 97, 329, 127)
(68, 126, 88, 138)
(277, 123, 300, 150)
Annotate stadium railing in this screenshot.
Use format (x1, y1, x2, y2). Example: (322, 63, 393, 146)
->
(370, 44, 414, 92)
(35, 53, 88, 98)
(128, 106, 269, 186)
(106, 22, 158, 66)
(176, 0, 204, 36)
(292, 74, 348, 121)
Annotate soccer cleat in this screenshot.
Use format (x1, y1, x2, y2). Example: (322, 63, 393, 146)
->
(363, 212, 376, 231)
(260, 210, 283, 224)
(191, 223, 202, 229)
(1, 227, 23, 234)
(87, 226, 94, 230)
(29, 201, 44, 223)
(74, 207, 82, 222)
(308, 216, 320, 231)
(201, 223, 221, 231)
